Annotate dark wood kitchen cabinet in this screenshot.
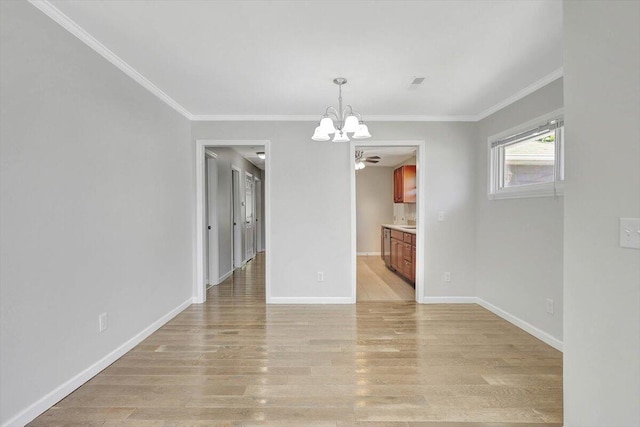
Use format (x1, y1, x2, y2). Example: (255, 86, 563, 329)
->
(393, 165, 416, 203)
(382, 226, 416, 286)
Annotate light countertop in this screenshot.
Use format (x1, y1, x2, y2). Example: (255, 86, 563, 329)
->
(382, 224, 417, 234)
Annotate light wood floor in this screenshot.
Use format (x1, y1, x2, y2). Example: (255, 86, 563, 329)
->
(357, 255, 415, 302)
(30, 253, 563, 426)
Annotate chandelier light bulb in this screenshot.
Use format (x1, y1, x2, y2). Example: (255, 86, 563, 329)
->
(352, 123, 372, 139)
(333, 130, 350, 143)
(343, 115, 360, 133)
(311, 126, 330, 141)
(319, 117, 336, 134)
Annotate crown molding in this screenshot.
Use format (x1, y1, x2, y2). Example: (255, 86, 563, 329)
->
(28, 0, 193, 120)
(474, 67, 564, 121)
(28, 0, 562, 124)
(189, 114, 478, 122)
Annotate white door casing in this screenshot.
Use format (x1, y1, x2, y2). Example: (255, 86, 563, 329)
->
(232, 167, 242, 269)
(245, 172, 255, 261)
(206, 156, 219, 285)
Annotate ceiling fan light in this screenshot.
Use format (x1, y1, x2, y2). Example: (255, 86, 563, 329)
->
(352, 123, 372, 139)
(356, 161, 366, 170)
(312, 126, 330, 141)
(320, 117, 336, 134)
(333, 130, 350, 142)
(343, 115, 359, 133)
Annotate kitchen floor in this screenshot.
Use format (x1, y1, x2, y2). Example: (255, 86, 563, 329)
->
(357, 255, 415, 301)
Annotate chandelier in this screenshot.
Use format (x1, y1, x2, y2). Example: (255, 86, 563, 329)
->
(311, 78, 372, 142)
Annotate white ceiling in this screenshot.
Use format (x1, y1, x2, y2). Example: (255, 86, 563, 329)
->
(44, 0, 563, 120)
(358, 147, 417, 168)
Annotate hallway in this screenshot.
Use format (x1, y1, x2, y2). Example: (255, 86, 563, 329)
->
(30, 253, 562, 426)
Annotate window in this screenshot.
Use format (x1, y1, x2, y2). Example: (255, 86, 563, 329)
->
(489, 114, 564, 199)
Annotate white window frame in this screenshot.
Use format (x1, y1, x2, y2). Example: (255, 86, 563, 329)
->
(488, 109, 564, 200)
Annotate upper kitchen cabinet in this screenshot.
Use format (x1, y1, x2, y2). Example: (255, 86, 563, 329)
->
(393, 165, 416, 203)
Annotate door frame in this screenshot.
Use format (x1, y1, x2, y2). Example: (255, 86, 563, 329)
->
(205, 150, 219, 287)
(244, 171, 255, 261)
(255, 177, 263, 252)
(350, 140, 426, 303)
(232, 165, 243, 269)
(195, 139, 271, 304)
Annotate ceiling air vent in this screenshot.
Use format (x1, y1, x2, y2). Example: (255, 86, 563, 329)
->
(408, 76, 426, 90)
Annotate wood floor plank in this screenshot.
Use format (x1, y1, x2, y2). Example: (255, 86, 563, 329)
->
(28, 253, 563, 426)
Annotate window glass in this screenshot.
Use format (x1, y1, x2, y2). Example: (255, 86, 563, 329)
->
(502, 130, 555, 188)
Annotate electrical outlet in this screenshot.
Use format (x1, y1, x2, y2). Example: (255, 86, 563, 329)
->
(443, 272, 451, 282)
(437, 211, 446, 222)
(99, 312, 108, 332)
(545, 298, 554, 315)
(317, 272, 324, 282)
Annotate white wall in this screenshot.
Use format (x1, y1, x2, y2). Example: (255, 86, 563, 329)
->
(0, 2, 193, 425)
(475, 78, 565, 345)
(191, 121, 477, 301)
(563, 1, 640, 425)
(356, 166, 394, 253)
(207, 147, 263, 279)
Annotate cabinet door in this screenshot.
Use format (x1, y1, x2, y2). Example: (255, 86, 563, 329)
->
(394, 167, 404, 203)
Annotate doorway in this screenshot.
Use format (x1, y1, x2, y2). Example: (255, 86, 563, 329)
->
(350, 140, 426, 303)
(195, 140, 271, 304)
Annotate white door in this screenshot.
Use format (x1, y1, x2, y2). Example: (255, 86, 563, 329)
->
(206, 157, 218, 285)
(232, 168, 242, 269)
(245, 173, 255, 260)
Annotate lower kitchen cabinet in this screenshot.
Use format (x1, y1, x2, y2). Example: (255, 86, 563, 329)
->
(382, 226, 416, 285)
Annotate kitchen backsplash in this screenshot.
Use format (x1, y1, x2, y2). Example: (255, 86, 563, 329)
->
(393, 203, 416, 225)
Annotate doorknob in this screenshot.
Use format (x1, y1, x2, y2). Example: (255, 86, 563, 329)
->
(208, 226, 211, 230)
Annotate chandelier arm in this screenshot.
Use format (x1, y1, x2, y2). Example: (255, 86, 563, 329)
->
(325, 106, 340, 120)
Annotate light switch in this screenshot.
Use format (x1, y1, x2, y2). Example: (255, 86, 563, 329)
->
(620, 218, 640, 249)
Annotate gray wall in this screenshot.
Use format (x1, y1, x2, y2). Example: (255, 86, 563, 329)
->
(563, 1, 640, 425)
(0, 2, 193, 424)
(208, 147, 263, 279)
(356, 166, 394, 253)
(191, 121, 478, 300)
(475, 78, 565, 343)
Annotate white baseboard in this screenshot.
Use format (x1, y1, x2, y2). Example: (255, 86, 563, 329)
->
(217, 270, 233, 283)
(2, 297, 194, 427)
(356, 252, 381, 256)
(268, 297, 354, 304)
(423, 296, 477, 304)
(476, 297, 563, 352)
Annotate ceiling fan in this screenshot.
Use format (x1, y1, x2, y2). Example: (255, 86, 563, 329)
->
(355, 150, 381, 170)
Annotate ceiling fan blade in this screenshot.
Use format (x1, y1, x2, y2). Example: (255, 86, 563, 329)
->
(365, 159, 379, 163)
(366, 156, 381, 160)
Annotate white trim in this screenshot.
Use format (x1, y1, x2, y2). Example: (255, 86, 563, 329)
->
(27, 0, 192, 120)
(488, 108, 565, 143)
(356, 252, 381, 256)
(195, 140, 271, 305)
(190, 115, 478, 122)
(475, 68, 564, 121)
(218, 269, 233, 283)
(268, 297, 353, 304)
(350, 140, 426, 304)
(1, 297, 194, 427)
(423, 296, 477, 304)
(477, 298, 563, 351)
(27, 1, 562, 124)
